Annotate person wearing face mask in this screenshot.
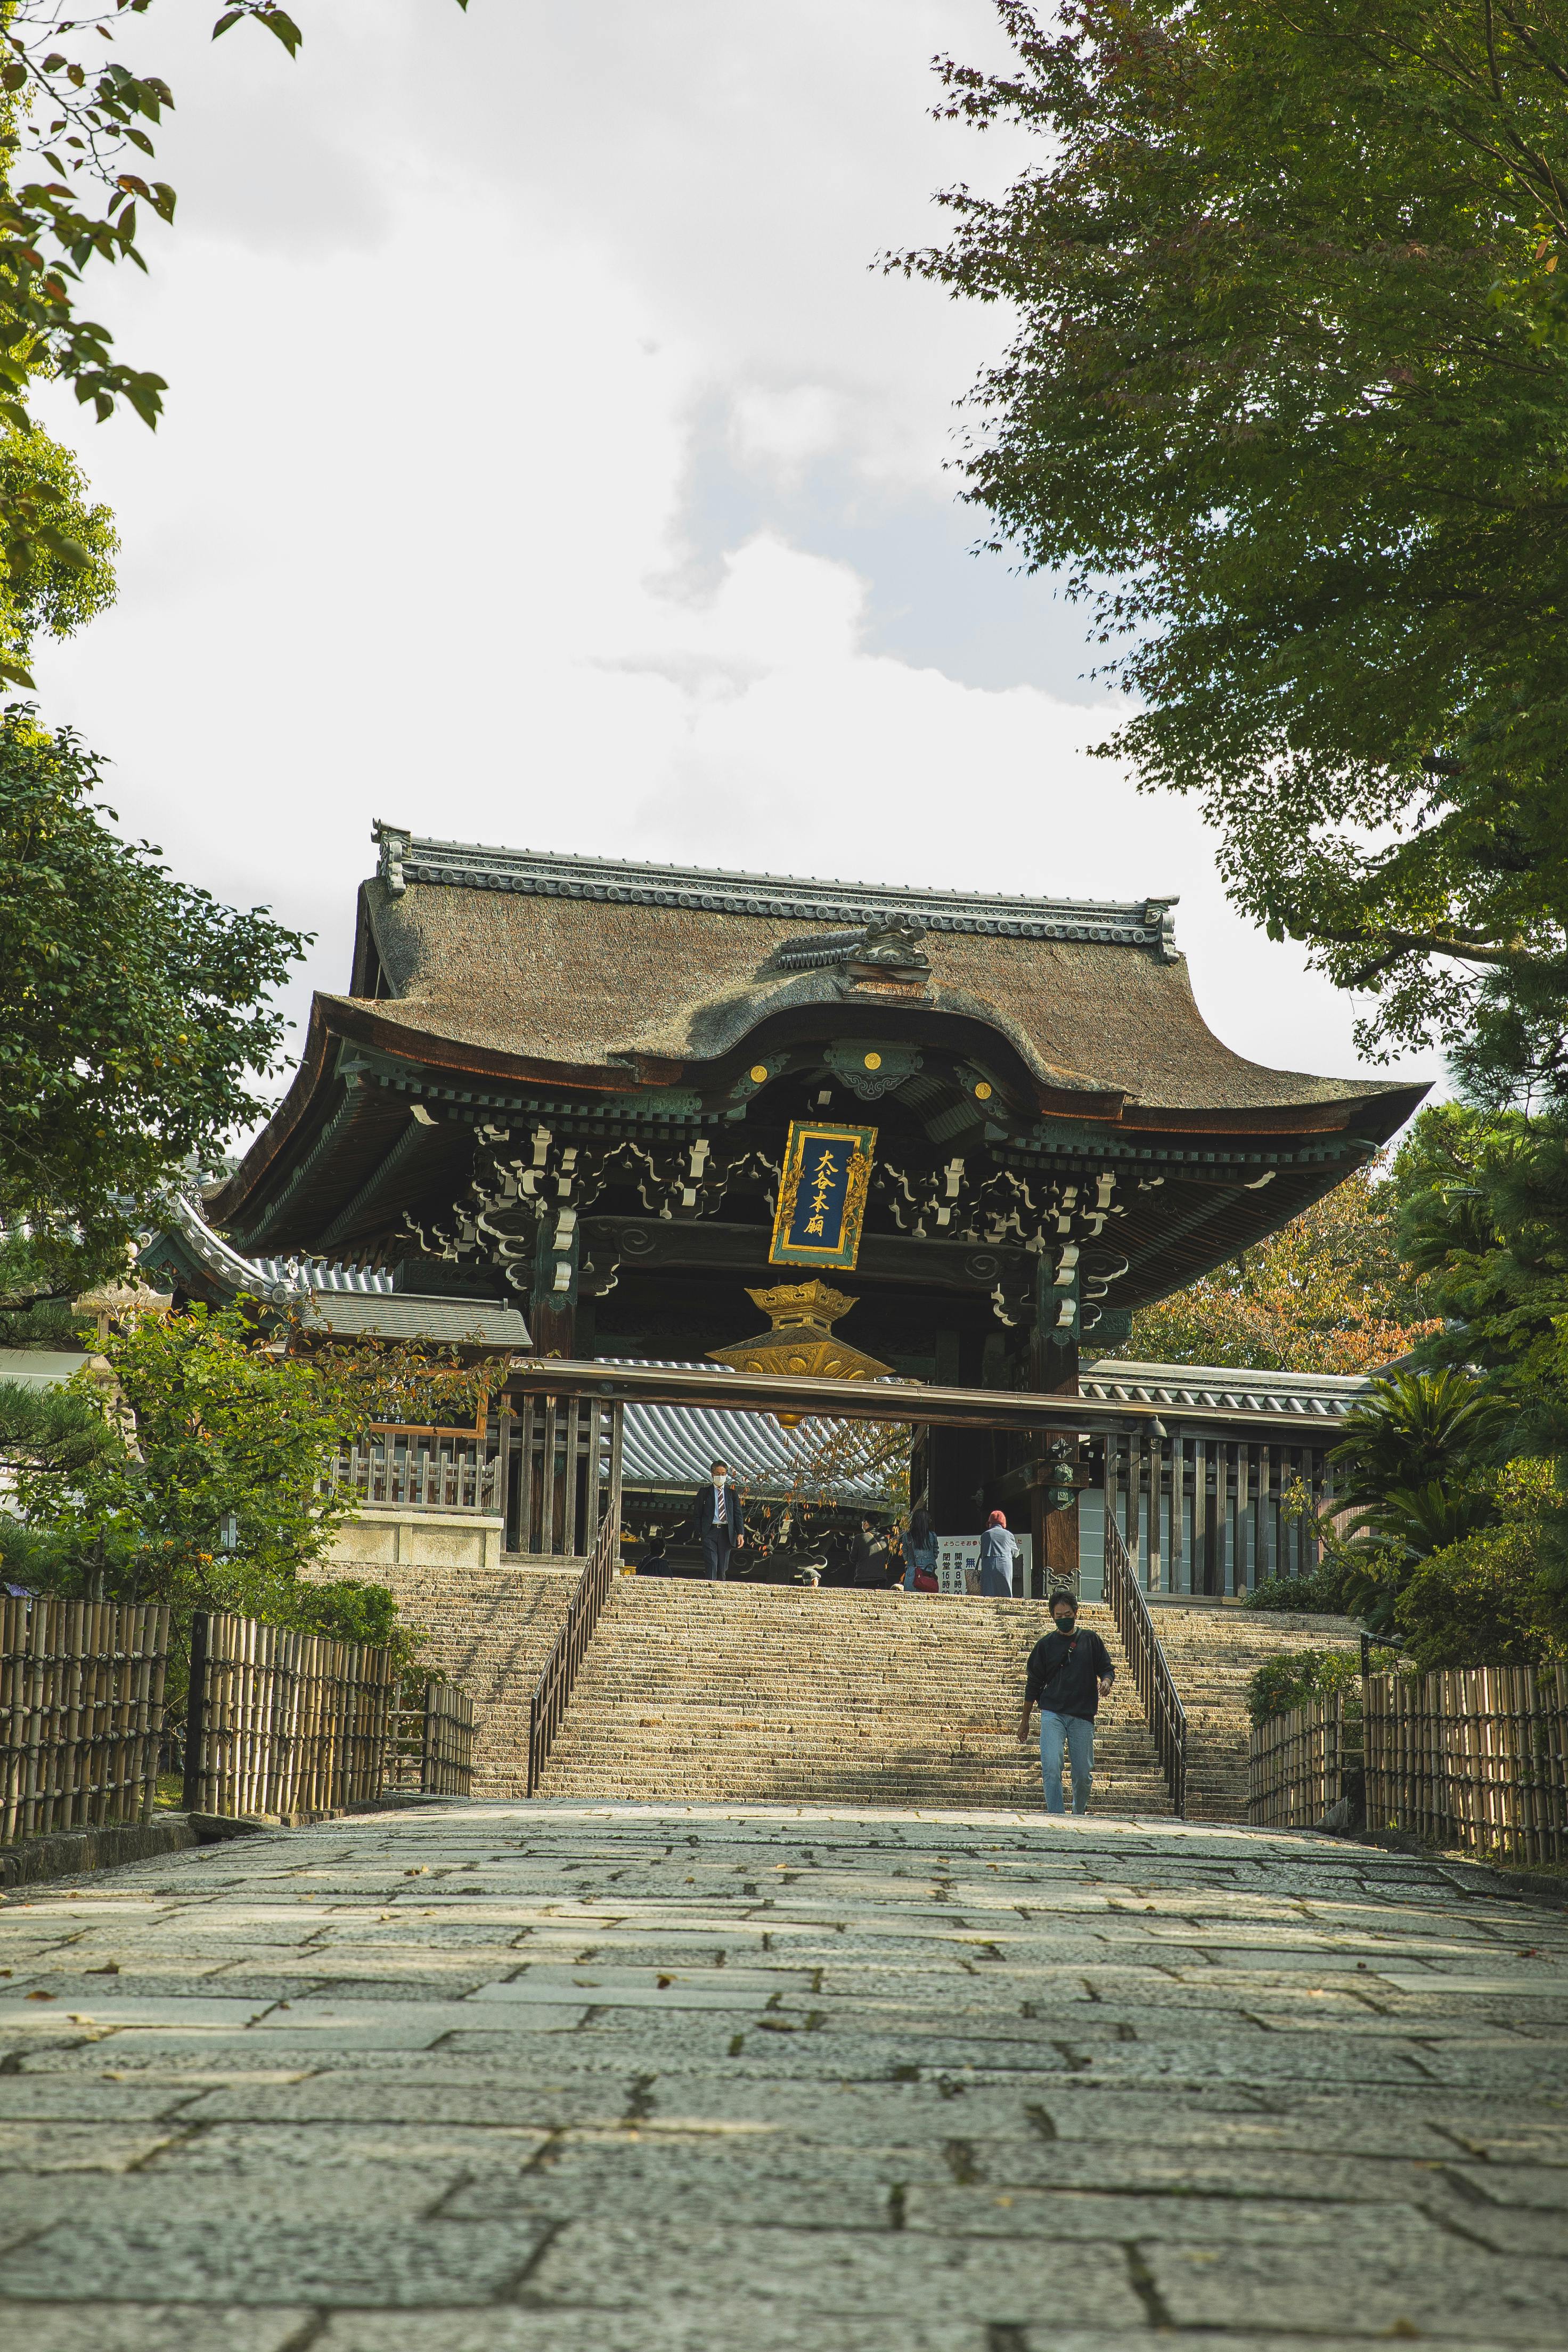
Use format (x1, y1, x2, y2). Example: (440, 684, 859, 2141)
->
(1018, 1585, 1115, 1816)
(695, 1458, 744, 1581)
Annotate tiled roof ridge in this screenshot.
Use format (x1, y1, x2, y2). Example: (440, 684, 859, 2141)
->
(1083, 1357, 1373, 1391)
(370, 822, 1182, 956)
(1081, 1354, 1376, 1419)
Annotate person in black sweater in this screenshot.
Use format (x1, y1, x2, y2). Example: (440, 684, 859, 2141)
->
(1018, 1586, 1115, 1816)
(850, 1519, 893, 1588)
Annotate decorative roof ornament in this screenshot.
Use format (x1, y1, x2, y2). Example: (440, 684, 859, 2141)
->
(150, 1190, 317, 1308)
(373, 818, 411, 897)
(772, 914, 931, 987)
(709, 1280, 895, 1386)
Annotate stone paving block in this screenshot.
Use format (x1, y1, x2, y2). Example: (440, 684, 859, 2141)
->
(0, 2301, 315, 2352)
(1142, 2238, 1568, 2340)
(313, 2308, 986, 2352)
(0, 1995, 274, 2031)
(175, 2073, 638, 2129)
(0, 2077, 213, 2121)
(0, 2216, 553, 2308)
(903, 2181, 1451, 2250)
(526, 2216, 1147, 2324)
(5, 1800, 1568, 2339)
(0, 2121, 183, 2171)
(446, 2139, 895, 2227)
(0, 2180, 70, 2257)
(255, 1997, 593, 2037)
(145, 2121, 555, 2173)
(18, 2161, 461, 2229)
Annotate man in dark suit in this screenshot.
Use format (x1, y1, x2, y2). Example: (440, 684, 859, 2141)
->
(695, 1458, 744, 1581)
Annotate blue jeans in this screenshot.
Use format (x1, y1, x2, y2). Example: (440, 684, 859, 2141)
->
(1040, 1710, 1095, 1815)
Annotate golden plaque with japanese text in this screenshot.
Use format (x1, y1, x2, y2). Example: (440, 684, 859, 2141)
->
(767, 1120, 877, 1271)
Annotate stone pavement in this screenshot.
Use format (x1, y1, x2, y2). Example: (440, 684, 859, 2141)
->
(1, 1801, 1566, 2352)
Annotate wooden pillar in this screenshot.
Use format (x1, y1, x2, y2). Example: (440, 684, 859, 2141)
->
(529, 1209, 579, 1359)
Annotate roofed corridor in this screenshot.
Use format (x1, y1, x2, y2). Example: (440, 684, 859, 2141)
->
(1, 1803, 1565, 2350)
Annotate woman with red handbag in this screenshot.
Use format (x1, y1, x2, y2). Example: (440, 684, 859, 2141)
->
(903, 1506, 938, 1592)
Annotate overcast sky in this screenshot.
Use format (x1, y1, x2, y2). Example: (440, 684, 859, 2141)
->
(29, 0, 1436, 1120)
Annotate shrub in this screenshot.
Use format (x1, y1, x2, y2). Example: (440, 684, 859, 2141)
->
(1242, 1558, 1354, 1615)
(1393, 1460, 1565, 1671)
(1246, 1647, 1362, 1728)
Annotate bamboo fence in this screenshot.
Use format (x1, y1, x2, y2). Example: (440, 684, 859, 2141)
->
(1, 1597, 170, 1843)
(1365, 1663, 1568, 1866)
(181, 1612, 399, 1820)
(387, 1675, 475, 1795)
(1248, 1692, 1362, 1831)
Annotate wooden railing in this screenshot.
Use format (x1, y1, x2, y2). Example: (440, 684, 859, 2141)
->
(1365, 1663, 1568, 1865)
(502, 1393, 621, 1558)
(388, 1676, 475, 1796)
(181, 1612, 398, 1820)
(1249, 1692, 1362, 1830)
(1100, 1428, 1332, 1595)
(325, 1425, 500, 1514)
(2, 1597, 170, 1843)
(526, 1510, 622, 1796)
(1103, 1510, 1187, 1816)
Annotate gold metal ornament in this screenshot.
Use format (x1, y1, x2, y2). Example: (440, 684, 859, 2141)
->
(709, 1280, 893, 1383)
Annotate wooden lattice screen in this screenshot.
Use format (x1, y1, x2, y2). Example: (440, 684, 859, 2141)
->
(1, 1597, 171, 1844)
(181, 1612, 399, 1821)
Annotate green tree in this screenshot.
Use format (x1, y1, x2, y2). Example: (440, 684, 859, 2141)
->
(0, 425, 116, 673)
(1246, 1646, 1362, 1728)
(0, 3, 468, 675)
(902, 2, 1568, 1087)
(5, 1303, 486, 1664)
(1392, 1459, 1565, 1669)
(1116, 1161, 1434, 1373)
(1322, 1367, 1513, 1631)
(1391, 1103, 1568, 1434)
(12, 1305, 358, 1616)
(0, 712, 307, 1306)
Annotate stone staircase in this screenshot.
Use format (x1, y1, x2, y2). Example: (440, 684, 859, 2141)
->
(534, 1579, 1173, 1814)
(306, 1554, 580, 1797)
(1151, 1602, 1363, 1820)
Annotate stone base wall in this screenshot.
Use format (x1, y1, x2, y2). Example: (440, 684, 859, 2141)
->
(324, 1506, 506, 1574)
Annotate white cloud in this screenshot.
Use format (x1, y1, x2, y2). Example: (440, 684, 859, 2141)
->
(23, 0, 1435, 1124)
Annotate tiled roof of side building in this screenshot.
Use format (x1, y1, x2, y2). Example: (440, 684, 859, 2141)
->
(606, 1362, 899, 1505)
(1081, 1358, 1374, 1419)
(334, 827, 1422, 1123)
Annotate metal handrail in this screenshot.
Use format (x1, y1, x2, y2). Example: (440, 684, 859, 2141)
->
(1104, 1511, 1188, 1817)
(525, 1510, 620, 1796)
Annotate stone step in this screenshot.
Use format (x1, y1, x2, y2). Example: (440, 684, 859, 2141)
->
(1151, 1604, 1363, 1819)
(536, 1583, 1173, 1815)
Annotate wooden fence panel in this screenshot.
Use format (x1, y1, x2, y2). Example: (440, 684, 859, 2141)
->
(387, 1677, 475, 1796)
(1250, 1667, 1568, 1859)
(1365, 1664, 1568, 1865)
(1, 1597, 170, 1843)
(182, 1613, 399, 1820)
(1248, 1694, 1361, 1830)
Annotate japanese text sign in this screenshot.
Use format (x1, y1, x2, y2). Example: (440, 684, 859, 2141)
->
(768, 1120, 877, 1270)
